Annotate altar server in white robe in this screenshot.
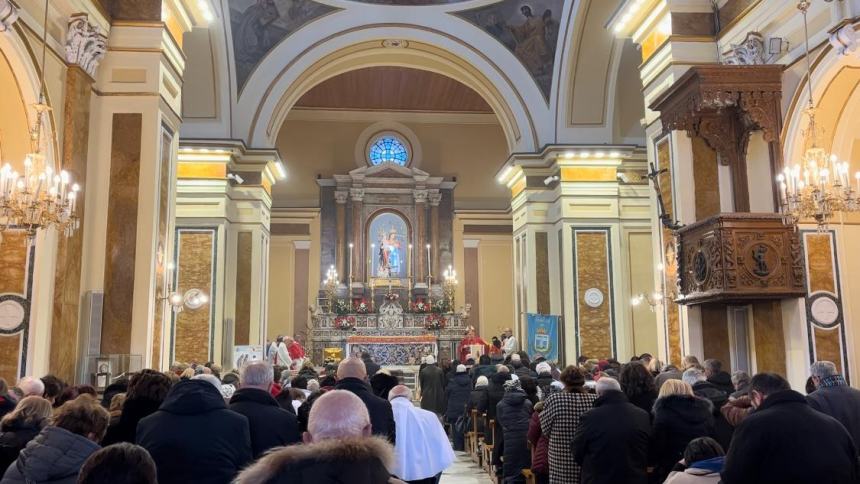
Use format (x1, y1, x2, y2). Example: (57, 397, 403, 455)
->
(502, 328, 518, 357)
(276, 338, 292, 369)
(388, 385, 455, 483)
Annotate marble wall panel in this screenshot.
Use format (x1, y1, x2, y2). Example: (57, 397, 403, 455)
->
(805, 233, 836, 294)
(101, 113, 142, 355)
(0, 232, 28, 382)
(292, 246, 310, 338)
(657, 138, 682, 365)
(536, 232, 550, 315)
(0, 334, 21, 383)
(813, 326, 843, 374)
(752, 301, 786, 375)
(51, 66, 93, 382)
(235, 231, 253, 345)
(575, 230, 613, 359)
(802, 232, 848, 379)
(464, 247, 480, 331)
(174, 230, 215, 364)
(700, 304, 731, 372)
(692, 137, 721, 220)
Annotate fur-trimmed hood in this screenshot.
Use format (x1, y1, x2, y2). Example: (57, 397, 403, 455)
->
(653, 394, 713, 424)
(234, 436, 404, 484)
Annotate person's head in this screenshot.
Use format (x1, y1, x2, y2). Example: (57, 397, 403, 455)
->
(683, 437, 724, 466)
(127, 369, 172, 403)
(479, 354, 491, 366)
(682, 355, 701, 370)
(559, 366, 586, 392)
(17, 376, 45, 398)
(810, 360, 839, 388)
(535, 361, 551, 375)
(682, 367, 707, 387)
(307, 379, 320, 393)
(619, 362, 656, 398)
(305, 390, 371, 443)
(426, 354, 437, 365)
(78, 443, 157, 484)
(492, 337, 501, 349)
(179, 367, 195, 380)
(510, 353, 522, 365)
(520, 5, 532, 17)
(361, 351, 373, 362)
(805, 376, 817, 395)
(292, 375, 309, 390)
(577, 355, 590, 366)
(0, 395, 52, 430)
(497, 364, 510, 375)
(595, 377, 621, 396)
(639, 353, 653, 364)
(703, 359, 722, 378)
(319, 375, 337, 388)
(53, 395, 110, 443)
(388, 384, 413, 401)
(108, 393, 126, 415)
(749, 373, 791, 409)
(476, 376, 489, 388)
(240, 361, 274, 391)
(503, 328, 512, 337)
(337, 357, 368, 381)
(56, 385, 98, 408)
(731, 371, 750, 391)
(192, 374, 222, 393)
(40, 375, 65, 403)
(221, 372, 240, 387)
(456, 364, 467, 374)
(302, 359, 315, 371)
(465, 326, 475, 337)
(658, 379, 694, 398)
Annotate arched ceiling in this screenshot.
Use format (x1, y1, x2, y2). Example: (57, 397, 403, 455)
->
(294, 66, 493, 112)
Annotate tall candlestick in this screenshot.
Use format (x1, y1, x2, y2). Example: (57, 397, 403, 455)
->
(426, 243, 431, 279)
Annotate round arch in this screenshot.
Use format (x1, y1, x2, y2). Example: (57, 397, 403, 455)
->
(236, 27, 547, 154)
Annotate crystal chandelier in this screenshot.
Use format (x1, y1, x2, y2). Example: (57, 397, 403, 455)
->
(0, 0, 80, 239)
(776, 1, 860, 230)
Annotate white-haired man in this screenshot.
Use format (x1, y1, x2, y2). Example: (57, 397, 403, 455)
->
(388, 385, 455, 483)
(807, 360, 860, 453)
(572, 377, 651, 484)
(334, 357, 396, 443)
(229, 361, 301, 457)
(501, 328, 517, 357)
(235, 390, 405, 484)
(16, 376, 45, 398)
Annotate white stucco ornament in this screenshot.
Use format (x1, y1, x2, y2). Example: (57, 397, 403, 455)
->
(811, 297, 839, 326)
(584, 288, 604, 308)
(0, 0, 19, 33)
(0, 300, 25, 331)
(65, 13, 107, 78)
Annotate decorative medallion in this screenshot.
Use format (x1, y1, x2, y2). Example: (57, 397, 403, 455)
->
(744, 241, 780, 279)
(810, 296, 840, 326)
(0, 299, 25, 332)
(584, 288, 604, 308)
(692, 250, 708, 285)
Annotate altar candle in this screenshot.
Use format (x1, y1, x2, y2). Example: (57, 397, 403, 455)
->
(426, 244, 432, 279)
(348, 243, 353, 281)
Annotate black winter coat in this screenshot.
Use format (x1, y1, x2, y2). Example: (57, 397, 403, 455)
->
(101, 397, 161, 446)
(335, 378, 396, 444)
(496, 390, 533, 481)
(535, 374, 554, 399)
(471, 364, 496, 386)
(722, 390, 859, 484)
(0, 421, 42, 476)
(572, 391, 651, 484)
(626, 390, 657, 418)
(807, 383, 860, 455)
(444, 373, 473, 421)
(485, 372, 511, 445)
(0, 426, 99, 484)
(229, 387, 301, 458)
(707, 371, 735, 395)
(466, 387, 489, 434)
(362, 358, 381, 378)
(650, 395, 714, 483)
(0, 396, 14, 421)
(692, 381, 733, 450)
(136, 379, 253, 484)
(510, 364, 536, 380)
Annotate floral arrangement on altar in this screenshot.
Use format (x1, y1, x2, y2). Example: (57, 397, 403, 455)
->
(353, 299, 370, 314)
(384, 292, 399, 302)
(409, 299, 429, 313)
(424, 313, 447, 331)
(334, 300, 351, 316)
(431, 299, 451, 314)
(334, 315, 356, 331)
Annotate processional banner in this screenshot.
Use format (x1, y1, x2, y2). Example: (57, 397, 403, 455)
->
(526, 314, 559, 362)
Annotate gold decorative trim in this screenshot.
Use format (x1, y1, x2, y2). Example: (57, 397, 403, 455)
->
(716, 0, 764, 40)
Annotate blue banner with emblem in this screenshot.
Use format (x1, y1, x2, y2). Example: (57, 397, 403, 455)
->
(526, 314, 559, 362)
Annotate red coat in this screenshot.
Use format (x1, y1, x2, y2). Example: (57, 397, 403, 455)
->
(288, 342, 305, 360)
(527, 409, 549, 474)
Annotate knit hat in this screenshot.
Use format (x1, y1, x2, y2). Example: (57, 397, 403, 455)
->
(425, 355, 436, 365)
(536, 362, 551, 375)
(220, 384, 235, 400)
(504, 379, 522, 392)
(456, 364, 467, 373)
(476, 376, 489, 387)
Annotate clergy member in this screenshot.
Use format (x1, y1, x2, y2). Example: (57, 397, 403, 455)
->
(502, 328, 518, 357)
(286, 336, 306, 369)
(457, 326, 489, 364)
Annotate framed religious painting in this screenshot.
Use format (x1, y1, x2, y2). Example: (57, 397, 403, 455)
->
(367, 211, 410, 280)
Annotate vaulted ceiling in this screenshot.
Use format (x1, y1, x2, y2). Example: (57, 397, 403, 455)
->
(294, 67, 494, 113)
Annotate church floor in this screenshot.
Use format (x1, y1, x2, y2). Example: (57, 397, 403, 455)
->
(440, 452, 493, 484)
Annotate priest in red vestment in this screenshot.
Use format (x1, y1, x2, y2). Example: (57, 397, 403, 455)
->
(457, 326, 489, 364)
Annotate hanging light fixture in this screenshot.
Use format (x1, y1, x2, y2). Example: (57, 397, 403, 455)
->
(0, 0, 80, 238)
(777, 1, 860, 230)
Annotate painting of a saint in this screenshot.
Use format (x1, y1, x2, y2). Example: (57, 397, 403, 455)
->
(369, 212, 409, 279)
(229, 0, 337, 92)
(456, 0, 563, 100)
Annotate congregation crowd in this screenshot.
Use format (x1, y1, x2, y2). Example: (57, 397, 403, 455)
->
(0, 338, 858, 484)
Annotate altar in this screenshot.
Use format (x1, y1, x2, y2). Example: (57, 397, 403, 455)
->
(308, 161, 468, 366)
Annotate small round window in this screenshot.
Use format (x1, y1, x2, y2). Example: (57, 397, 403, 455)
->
(367, 135, 409, 166)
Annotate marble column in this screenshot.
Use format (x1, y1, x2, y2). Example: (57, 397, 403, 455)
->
(351, 189, 365, 282)
(335, 191, 348, 283)
(414, 190, 429, 284)
(429, 191, 442, 280)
